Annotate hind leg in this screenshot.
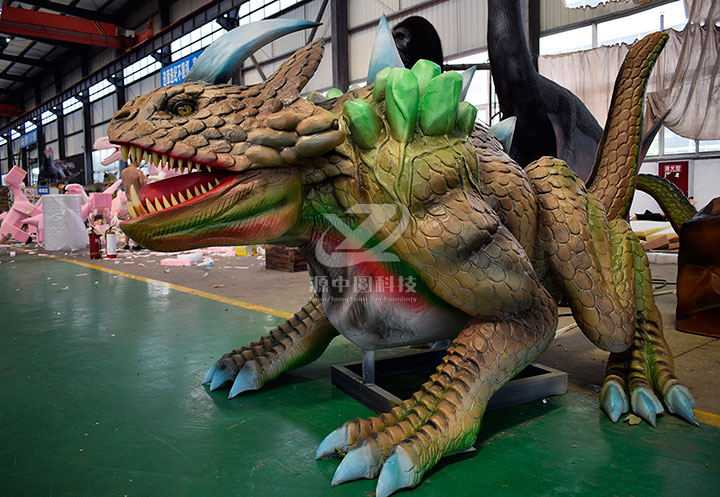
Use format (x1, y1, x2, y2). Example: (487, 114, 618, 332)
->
(600, 244, 697, 426)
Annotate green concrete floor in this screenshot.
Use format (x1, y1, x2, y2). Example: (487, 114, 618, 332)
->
(1, 252, 719, 497)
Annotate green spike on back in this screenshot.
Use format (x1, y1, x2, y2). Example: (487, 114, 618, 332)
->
(343, 99, 383, 149)
(385, 68, 419, 144)
(373, 67, 392, 103)
(326, 88, 344, 99)
(419, 72, 462, 136)
(411, 59, 441, 96)
(456, 102, 477, 137)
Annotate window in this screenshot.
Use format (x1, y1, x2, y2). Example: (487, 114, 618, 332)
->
(0, 137, 6, 146)
(62, 97, 83, 115)
(540, 26, 593, 55)
(699, 140, 720, 152)
(89, 79, 115, 102)
(24, 121, 36, 132)
(123, 54, 162, 85)
(663, 127, 695, 155)
(597, 1, 687, 46)
(170, 20, 227, 62)
(10, 129, 20, 139)
(41, 110, 57, 125)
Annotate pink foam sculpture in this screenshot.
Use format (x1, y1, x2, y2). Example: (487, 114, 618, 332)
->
(0, 167, 44, 243)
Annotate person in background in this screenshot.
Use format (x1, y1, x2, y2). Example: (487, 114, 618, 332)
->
(120, 162, 146, 250)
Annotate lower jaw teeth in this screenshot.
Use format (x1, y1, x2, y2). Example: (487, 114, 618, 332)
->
(127, 178, 224, 219)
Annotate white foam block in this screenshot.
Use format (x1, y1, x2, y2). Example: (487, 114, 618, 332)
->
(43, 194, 89, 251)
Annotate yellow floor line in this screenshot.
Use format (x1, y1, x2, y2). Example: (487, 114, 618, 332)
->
(695, 409, 720, 428)
(25, 249, 294, 319)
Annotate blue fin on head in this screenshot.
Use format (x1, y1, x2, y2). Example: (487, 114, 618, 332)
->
(490, 116, 517, 152)
(367, 14, 404, 84)
(185, 19, 319, 84)
(459, 66, 476, 101)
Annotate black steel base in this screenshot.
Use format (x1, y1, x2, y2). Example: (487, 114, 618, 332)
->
(330, 348, 568, 414)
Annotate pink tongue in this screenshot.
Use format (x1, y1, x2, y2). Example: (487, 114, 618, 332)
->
(139, 171, 230, 204)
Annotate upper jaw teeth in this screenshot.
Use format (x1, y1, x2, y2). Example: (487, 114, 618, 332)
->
(121, 144, 213, 173)
(122, 143, 224, 220)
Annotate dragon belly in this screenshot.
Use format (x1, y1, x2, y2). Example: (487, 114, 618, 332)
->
(309, 261, 469, 351)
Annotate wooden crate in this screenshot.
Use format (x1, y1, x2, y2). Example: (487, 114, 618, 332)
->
(263, 245, 307, 272)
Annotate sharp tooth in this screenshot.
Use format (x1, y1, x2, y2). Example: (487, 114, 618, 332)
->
(162, 154, 168, 166)
(194, 186, 201, 196)
(169, 156, 176, 169)
(177, 191, 186, 203)
(199, 184, 207, 194)
(127, 202, 137, 218)
(170, 193, 178, 206)
(154, 198, 163, 211)
(215, 178, 220, 186)
(178, 158, 185, 169)
(186, 189, 193, 199)
(206, 165, 212, 173)
(146, 199, 156, 213)
(151, 152, 158, 167)
(122, 145, 129, 162)
(129, 184, 142, 210)
(207, 182, 214, 191)
(162, 196, 172, 209)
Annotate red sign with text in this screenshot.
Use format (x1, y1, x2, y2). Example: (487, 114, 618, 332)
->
(658, 160, 689, 197)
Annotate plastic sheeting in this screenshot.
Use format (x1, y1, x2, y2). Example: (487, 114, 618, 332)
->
(539, 0, 720, 140)
(42, 194, 89, 251)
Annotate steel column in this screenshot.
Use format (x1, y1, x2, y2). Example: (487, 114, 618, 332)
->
(54, 69, 66, 160)
(330, 0, 349, 91)
(80, 57, 93, 185)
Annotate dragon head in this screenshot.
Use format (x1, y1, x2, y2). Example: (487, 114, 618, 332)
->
(107, 21, 350, 251)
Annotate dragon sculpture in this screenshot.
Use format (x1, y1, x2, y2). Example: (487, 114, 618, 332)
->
(107, 19, 697, 497)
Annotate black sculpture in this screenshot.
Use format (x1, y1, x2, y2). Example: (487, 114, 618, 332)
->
(487, 0, 603, 181)
(392, 16, 444, 69)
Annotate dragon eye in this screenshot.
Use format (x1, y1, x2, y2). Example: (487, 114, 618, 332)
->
(172, 102, 196, 116)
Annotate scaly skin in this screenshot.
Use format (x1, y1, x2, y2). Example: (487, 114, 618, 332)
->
(636, 173, 697, 233)
(107, 29, 695, 497)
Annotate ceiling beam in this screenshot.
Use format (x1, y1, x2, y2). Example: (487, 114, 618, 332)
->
(0, 53, 53, 68)
(11, 0, 115, 24)
(0, 73, 34, 83)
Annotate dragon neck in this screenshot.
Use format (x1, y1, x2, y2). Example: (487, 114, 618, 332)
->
(487, 0, 537, 88)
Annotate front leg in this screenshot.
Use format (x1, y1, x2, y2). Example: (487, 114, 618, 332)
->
(204, 295, 338, 398)
(317, 290, 557, 497)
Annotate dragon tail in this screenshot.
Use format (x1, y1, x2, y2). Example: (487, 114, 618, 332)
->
(636, 173, 697, 232)
(586, 32, 668, 221)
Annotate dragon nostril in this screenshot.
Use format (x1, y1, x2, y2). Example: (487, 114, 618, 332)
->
(114, 109, 131, 120)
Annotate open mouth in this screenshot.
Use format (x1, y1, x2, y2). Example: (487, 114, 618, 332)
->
(119, 143, 235, 219)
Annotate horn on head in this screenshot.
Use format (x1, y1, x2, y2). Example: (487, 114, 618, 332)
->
(185, 19, 319, 85)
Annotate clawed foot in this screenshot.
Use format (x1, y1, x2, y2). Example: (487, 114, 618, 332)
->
(315, 380, 484, 497)
(204, 351, 264, 398)
(600, 349, 698, 427)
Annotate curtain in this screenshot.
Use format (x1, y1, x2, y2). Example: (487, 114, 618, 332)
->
(539, 0, 720, 140)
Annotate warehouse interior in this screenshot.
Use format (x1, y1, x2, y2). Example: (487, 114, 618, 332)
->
(1, 1, 719, 496)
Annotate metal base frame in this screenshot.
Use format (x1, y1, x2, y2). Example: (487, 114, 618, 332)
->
(331, 348, 568, 414)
